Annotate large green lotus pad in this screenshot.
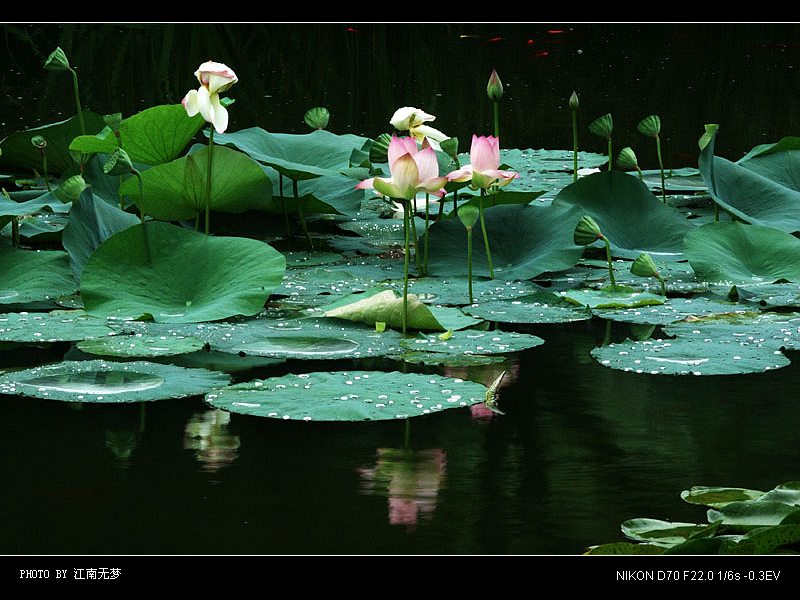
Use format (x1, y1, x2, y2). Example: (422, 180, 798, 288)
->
(205, 370, 488, 421)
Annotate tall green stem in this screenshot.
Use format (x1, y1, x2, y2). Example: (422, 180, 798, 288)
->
(467, 227, 474, 304)
(293, 179, 314, 250)
(40, 150, 51, 192)
(11, 218, 19, 247)
(205, 128, 214, 235)
(607, 137, 613, 172)
(409, 203, 420, 273)
(602, 236, 616, 286)
(637, 167, 644, 181)
(452, 188, 458, 217)
(69, 68, 85, 136)
(422, 193, 430, 277)
(279, 173, 291, 237)
(657, 275, 666, 297)
(655, 135, 666, 204)
(572, 109, 578, 183)
(402, 199, 410, 335)
(479, 189, 494, 279)
(134, 169, 145, 223)
(492, 101, 500, 139)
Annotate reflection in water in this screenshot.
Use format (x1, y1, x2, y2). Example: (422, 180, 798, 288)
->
(183, 410, 240, 472)
(358, 448, 447, 527)
(445, 361, 520, 421)
(105, 430, 138, 461)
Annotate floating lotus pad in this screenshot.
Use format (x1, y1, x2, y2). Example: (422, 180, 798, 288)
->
(380, 277, 543, 307)
(734, 284, 800, 308)
(205, 370, 488, 421)
(663, 312, 800, 352)
(584, 543, 665, 555)
(594, 296, 749, 325)
(463, 295, 592, 324)
(591, 336, 790, 376)
(77, 334, 207, 358)
(389, 351, 507, 367)
(560, 287, 666, 309)
(0, 310, 115, 343)
(706, 501, 800, 527)
(167, 350, 285, 373)
(400, 330, 544, 355)
(684, 221, 800, 285)
(680, 486, 767, 508)
(0, 246, 77, 305)
(283, 251, 343, 267)
(81, 222, 286, 323)
(322, 289, 482, 332)
(621, 519, 711, 547)
(0, 360, 230, 403)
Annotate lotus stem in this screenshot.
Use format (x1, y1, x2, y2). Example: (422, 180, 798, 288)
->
(70, 68, 85, 136)
(572, 109, 578, 183)
(403, 418, 411, 450)
(11, 218, 19, 247)
(422, 193, 430, 277)
(603, 319, 612, 346)
(655, 135, 666, 204)
(467, 226, 474, 304)
(205, 128, 214, 235)
(714, 202, 719, 222)
(118, 176, 124, 210)
(402, 199, 410, 335)
(194, 214, 200, 232)
(134, 169, 145, 223)
(39, 149, 51, 192)
(492, 101, 500, 140)
(607, 137, 613, 172)
(657, 274, 666, 297)
(292, 178, 313, 250)
(602, 235, 616, 286)
(637, 167, 644, 181)
(409, 203, 420, 273)
(452, 188, 459, 217)
(479, 189, 494, 279)
(279, 173, 291, 237)
(139, 403, 146, 434)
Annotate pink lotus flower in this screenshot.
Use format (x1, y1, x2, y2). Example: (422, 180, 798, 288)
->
(356, 136, 447, 199)
(447, 135, 519, 190)
(182, 61, 238, 134)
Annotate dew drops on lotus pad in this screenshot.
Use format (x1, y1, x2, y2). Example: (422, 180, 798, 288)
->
(76, 334, 207, 358)
(591, 338, 790, 376)
(0, 360, 230, 402)
(205, 371, 488, 421)
(399, 330, 544, 355)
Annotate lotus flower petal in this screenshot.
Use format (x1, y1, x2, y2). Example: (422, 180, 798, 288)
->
(373, 178, 404, 199)
(413, 146, 440, 182)
(195, 61, 238, 93)
(418, 177, 448, 197)
(389, 153, 420, 200)
(182, 89, 200, 117)
(209, 92, 229, 134)
(446, 166, 473, 183)
(470, 135, 500, 173)
(194, 85, 214, 126)
(390, 106, 435, 131)
(355, 178, 376, 190)
(387, 135, 418, 166)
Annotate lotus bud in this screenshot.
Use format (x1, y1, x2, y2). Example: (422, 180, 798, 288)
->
(616, 147, 639, 170)
(369, 133, 392, 164)
(486, 69, 503, 101)
(103, 112, 123, 133)
(630, 253, 659, 278)
(698, 123, 719, 151)
(637, 115, 661, 138)
(458, 205, 480, 230)
(30, 135, 47, 150)
(304, 106, 330, 130)
(588, 113, 613, 139)
(103, 148, 134, 176)
(569, 91, 579, 110)
(54, 175, 87, 203)
(440, 137, 459, 161)
(44, 46, 71, 71)
(573, 215, 603, 246)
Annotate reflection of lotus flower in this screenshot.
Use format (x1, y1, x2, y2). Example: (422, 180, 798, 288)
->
(389, 106, 449, 150)
(358, 448, 446, 527)
(182, 61, 238, 134)
(356, 136, 446, 199)
(446, 135, 519, 190)
(183, 410, 240, 472)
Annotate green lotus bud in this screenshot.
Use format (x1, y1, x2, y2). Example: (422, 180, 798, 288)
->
(103, 112, 123, 133)
(54, 174, 87, 203)
(44, 46, 71, 71)
(440, 137, 459, 161)
(486, 68, 503, 102)
(637, 115, 661, 137)
(574, 215, 603, 246)
(630, 253, 659, 278)
(458, 205, 480, 230)
(698, 123, 719, 151)
(588, 113, 613, 139)
(616, 147, 639, 170)
(369, 133, 392, 164)
(569, 91, 579, 110)
(30, 135, 47, 150)
(103, 148, 134, 176)
(304, 106, 330, 130)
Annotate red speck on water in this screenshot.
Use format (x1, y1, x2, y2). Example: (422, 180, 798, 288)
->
(531, 50, 550, 58)
(345, 27, 358, 33)
(526, 39, 535, 46)
(489, 36, 503, 43)
(547, 29, 565, 34)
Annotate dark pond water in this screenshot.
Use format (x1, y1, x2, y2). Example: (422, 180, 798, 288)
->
(3, 23, 800, 555)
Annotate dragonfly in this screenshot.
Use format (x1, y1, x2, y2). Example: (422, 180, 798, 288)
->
(484, 370, 506, 415)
